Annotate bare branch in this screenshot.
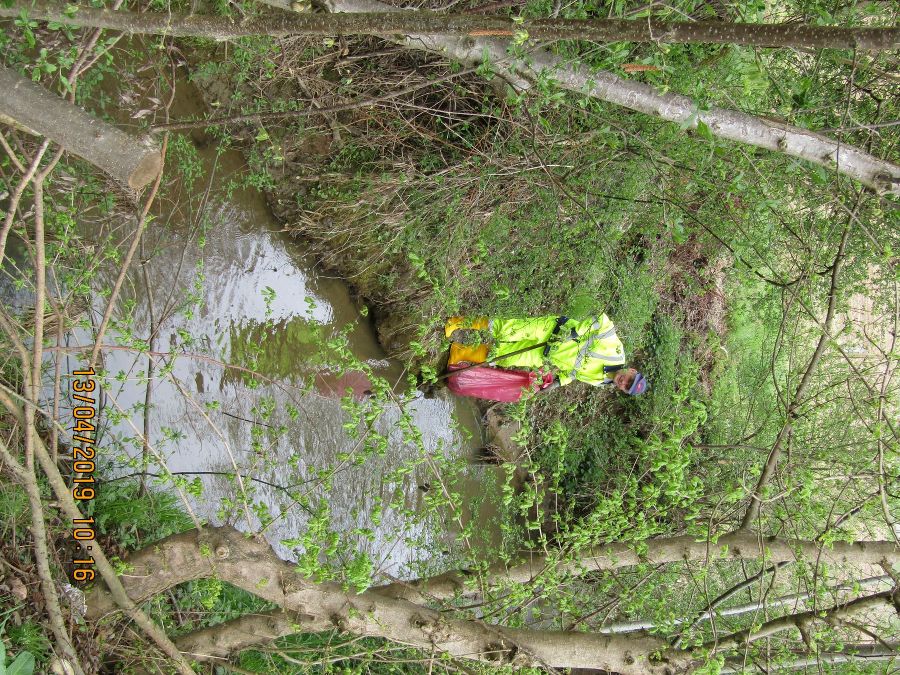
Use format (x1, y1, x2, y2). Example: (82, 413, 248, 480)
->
(741, 226, 851, 529)
(0, 400, 196, 674)
(88, 136, 166, 369)
(1, 2, 898, 191)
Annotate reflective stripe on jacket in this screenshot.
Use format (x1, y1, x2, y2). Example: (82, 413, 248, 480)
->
(489, 315, 625, 386)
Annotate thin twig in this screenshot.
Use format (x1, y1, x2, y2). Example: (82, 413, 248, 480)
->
(152, 66, 480, 132)
(0, 139, 50, 268)
(740, 224, 852, 530)
(88, 135, 167, 369)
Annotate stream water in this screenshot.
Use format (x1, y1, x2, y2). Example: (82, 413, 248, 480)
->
(3, 76, 504, 579)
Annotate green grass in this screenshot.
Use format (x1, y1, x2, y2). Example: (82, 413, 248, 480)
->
(85, 478, 194, 549)
(2, 620, 50, 665)
(0, 480, 29, 541)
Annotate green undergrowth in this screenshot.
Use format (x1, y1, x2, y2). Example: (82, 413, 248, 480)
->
(183, 16, 855, 539)
(3, 0, 898, 670)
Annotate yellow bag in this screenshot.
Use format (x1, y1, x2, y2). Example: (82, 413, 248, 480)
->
(445, 316, 488, 338)
(448, 342, 489, 365)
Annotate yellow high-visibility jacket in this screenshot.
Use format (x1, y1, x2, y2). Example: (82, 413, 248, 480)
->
(489, 315, 625, 386)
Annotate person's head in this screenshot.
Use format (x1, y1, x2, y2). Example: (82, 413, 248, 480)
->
(612, 368, 648, 396)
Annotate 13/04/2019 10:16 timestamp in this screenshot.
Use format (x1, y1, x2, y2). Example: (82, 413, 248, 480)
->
(71, 366, 97, 583)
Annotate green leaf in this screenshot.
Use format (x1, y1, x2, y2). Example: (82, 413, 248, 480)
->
(476, 48, 495, 80)
(678, 112, 697, 130)
(254, 129, 269, 141)
(695, 119, 713, 141)
(7, 652, 35, 675)
(811, 165, 830, 185)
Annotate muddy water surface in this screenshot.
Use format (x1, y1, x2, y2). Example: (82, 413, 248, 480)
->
(41, 77, 504, 577)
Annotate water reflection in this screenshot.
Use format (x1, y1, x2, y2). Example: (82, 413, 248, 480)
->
(27, 87, 503, 578)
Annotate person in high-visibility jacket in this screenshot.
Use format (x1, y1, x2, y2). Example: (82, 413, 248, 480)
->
(445, 314, 647, 395)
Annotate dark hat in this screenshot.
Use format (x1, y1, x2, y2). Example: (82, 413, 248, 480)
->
(627, 372, 648, 396)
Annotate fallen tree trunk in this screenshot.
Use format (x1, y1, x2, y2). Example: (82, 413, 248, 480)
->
(378, 532, 900, 604)
(89, 527, 899, 610)
(306, 0, 900, 195)
(174, 580, 900, 661)
(87, 526, 682, 673)
(89, 526, 898, 670)
(0, 66, 162, 189)
(86, 525, 899, 665)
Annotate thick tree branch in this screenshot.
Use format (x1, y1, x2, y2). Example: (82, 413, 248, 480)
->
(318, 0, 900, 194)
(0, 66, 162, 189)
(2, 3, 898, 49)
(174, 608, 320, 660)
(176, 575, 898, 660)
(706, 589, 899, 653)
(4, 2, 898, 191)
(99, 527, 899, 669)
(378, 532, 899, 604)
(90, 529, 899, 613)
